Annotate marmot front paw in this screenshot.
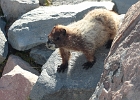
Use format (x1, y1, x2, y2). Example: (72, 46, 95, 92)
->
(57, 63, 68, 73)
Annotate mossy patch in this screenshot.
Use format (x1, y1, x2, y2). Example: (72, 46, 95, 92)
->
(42, 0, 52, 6)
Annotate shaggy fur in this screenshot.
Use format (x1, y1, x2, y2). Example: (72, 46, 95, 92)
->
(46, 8, 120, 73)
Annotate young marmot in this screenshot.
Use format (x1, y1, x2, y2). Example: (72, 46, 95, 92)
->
(46, 8, 120, 73)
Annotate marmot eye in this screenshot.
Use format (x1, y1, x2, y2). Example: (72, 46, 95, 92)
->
(55, 37, 60, 41)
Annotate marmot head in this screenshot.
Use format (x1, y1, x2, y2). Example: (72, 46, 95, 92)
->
(46, 25, 67, 50)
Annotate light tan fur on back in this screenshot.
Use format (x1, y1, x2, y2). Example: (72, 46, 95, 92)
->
(47, 8, 120, 72)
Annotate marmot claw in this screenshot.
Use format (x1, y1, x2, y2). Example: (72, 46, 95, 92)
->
(82, 60, 96, 70)
(57, 64, 68, 73)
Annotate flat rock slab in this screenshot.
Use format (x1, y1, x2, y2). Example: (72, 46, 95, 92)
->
(8, 1, 114, 51)
(30, 44, 54, 65)
(30, 46, 109, 100)
(1, 0, 39, 21)
(112, 0, 139, 14)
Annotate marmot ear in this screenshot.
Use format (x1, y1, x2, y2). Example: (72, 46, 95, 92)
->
(62, 29, 66, 36)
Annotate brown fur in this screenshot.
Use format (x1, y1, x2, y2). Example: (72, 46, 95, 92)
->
(46, 9, 120, 72)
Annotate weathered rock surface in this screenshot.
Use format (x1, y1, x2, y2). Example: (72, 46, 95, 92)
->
(112, 0, 139, 14)
(0, 55, 39, 100)
(30, 46, 109, 100)
(1, 0, 39, 21)
(90, 1, 140, 100)
(30, 44, 54, 65)
(52, 0, 112, 6)
(8, 1, 114, 51)
(0, 18, 8, 63)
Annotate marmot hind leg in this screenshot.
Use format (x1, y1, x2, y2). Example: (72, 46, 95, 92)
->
(82, 57, 96, 69)
(105, 33, 115, 49)
(82, 51, 96, 69)
(105, 39, 113, 49)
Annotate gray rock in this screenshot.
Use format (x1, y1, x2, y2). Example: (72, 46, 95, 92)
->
(0, 55, 39, 100)
(38, 0, 45, 5)
(112, 0, 139, 14)
(30, 46, 109, 100)
(1, 0, 39, 21)
(8, 1, 114, 51)
(30, 44, 54, 65)
(0, 18, 8, 63)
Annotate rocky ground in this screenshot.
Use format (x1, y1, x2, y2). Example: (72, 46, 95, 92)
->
(0, 0, 140, 100)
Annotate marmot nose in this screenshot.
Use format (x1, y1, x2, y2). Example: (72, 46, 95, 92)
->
(47, 39, 51, 44)
(47, 39, 54, 44)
